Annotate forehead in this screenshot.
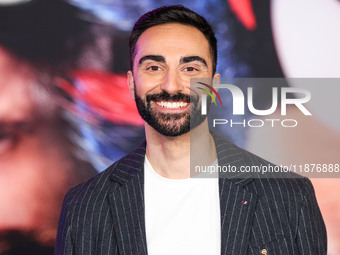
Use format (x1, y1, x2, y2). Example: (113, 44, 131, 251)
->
(0, 59, 35, 121)
(134, 23, 211, 62)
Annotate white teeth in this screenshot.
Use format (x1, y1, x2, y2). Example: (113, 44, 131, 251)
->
(156, 101, 188, 109)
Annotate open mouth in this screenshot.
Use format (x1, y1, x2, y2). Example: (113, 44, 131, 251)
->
(155, 100, 189, 109)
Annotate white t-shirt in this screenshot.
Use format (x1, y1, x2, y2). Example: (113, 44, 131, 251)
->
(144, 156, 221, 255)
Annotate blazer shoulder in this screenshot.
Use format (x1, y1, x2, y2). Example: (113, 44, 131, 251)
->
(63, 161, 120, 209)
(217, 133, 314, 199)
(55, 160, 124, 253)
(62, 140, 146, 211)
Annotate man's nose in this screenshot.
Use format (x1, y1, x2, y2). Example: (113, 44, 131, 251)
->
(161, 70, 184, 94)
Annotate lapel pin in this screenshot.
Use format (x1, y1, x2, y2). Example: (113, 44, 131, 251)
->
(261, 248, 268, 254)
(241, 200, 248, 205)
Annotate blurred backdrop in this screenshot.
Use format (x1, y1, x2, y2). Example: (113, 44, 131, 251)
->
(0, 0, 339, 253)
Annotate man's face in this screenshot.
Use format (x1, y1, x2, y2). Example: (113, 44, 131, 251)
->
(128, 23, 218, 137)
(0, 49, 86, 243)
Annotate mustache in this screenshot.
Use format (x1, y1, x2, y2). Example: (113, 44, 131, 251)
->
(146, 91, 195, 103)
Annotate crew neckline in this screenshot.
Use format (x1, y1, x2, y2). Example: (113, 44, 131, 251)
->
(144, 155, 218, 183)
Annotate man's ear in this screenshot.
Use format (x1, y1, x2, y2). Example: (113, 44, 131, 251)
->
(127, 70, 135, 100)
(212, 73, 221, 95)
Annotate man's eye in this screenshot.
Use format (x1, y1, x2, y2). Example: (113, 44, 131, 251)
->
(147, 66, 161, 71)
(184, 67, 198, 72)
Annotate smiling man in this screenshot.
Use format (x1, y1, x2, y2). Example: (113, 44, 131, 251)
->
(55, 5, 327, 255)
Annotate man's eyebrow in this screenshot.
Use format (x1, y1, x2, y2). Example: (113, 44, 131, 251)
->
(138, 55, 166, 65)
(180, 56, 207, 67)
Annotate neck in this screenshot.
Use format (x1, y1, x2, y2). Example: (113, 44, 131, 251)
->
(145, 120, 217, 179)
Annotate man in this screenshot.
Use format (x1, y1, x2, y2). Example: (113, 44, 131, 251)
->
(55, 5, 327, 255)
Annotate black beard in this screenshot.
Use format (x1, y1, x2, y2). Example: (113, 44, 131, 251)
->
(134, 89, 208, 137)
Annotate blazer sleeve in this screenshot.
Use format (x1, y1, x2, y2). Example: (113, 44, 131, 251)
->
(54, 190, 75, 255)
(296, 179, 327, 255)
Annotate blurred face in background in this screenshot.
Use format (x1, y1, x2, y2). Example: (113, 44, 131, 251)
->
(0, 47, 92, 246)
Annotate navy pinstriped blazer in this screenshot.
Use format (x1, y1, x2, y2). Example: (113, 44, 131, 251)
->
(54, 133, 327, 255)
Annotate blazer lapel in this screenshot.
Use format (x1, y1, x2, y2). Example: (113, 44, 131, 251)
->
(213, 133, 258, 255)
(108, 143, 148, 255)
